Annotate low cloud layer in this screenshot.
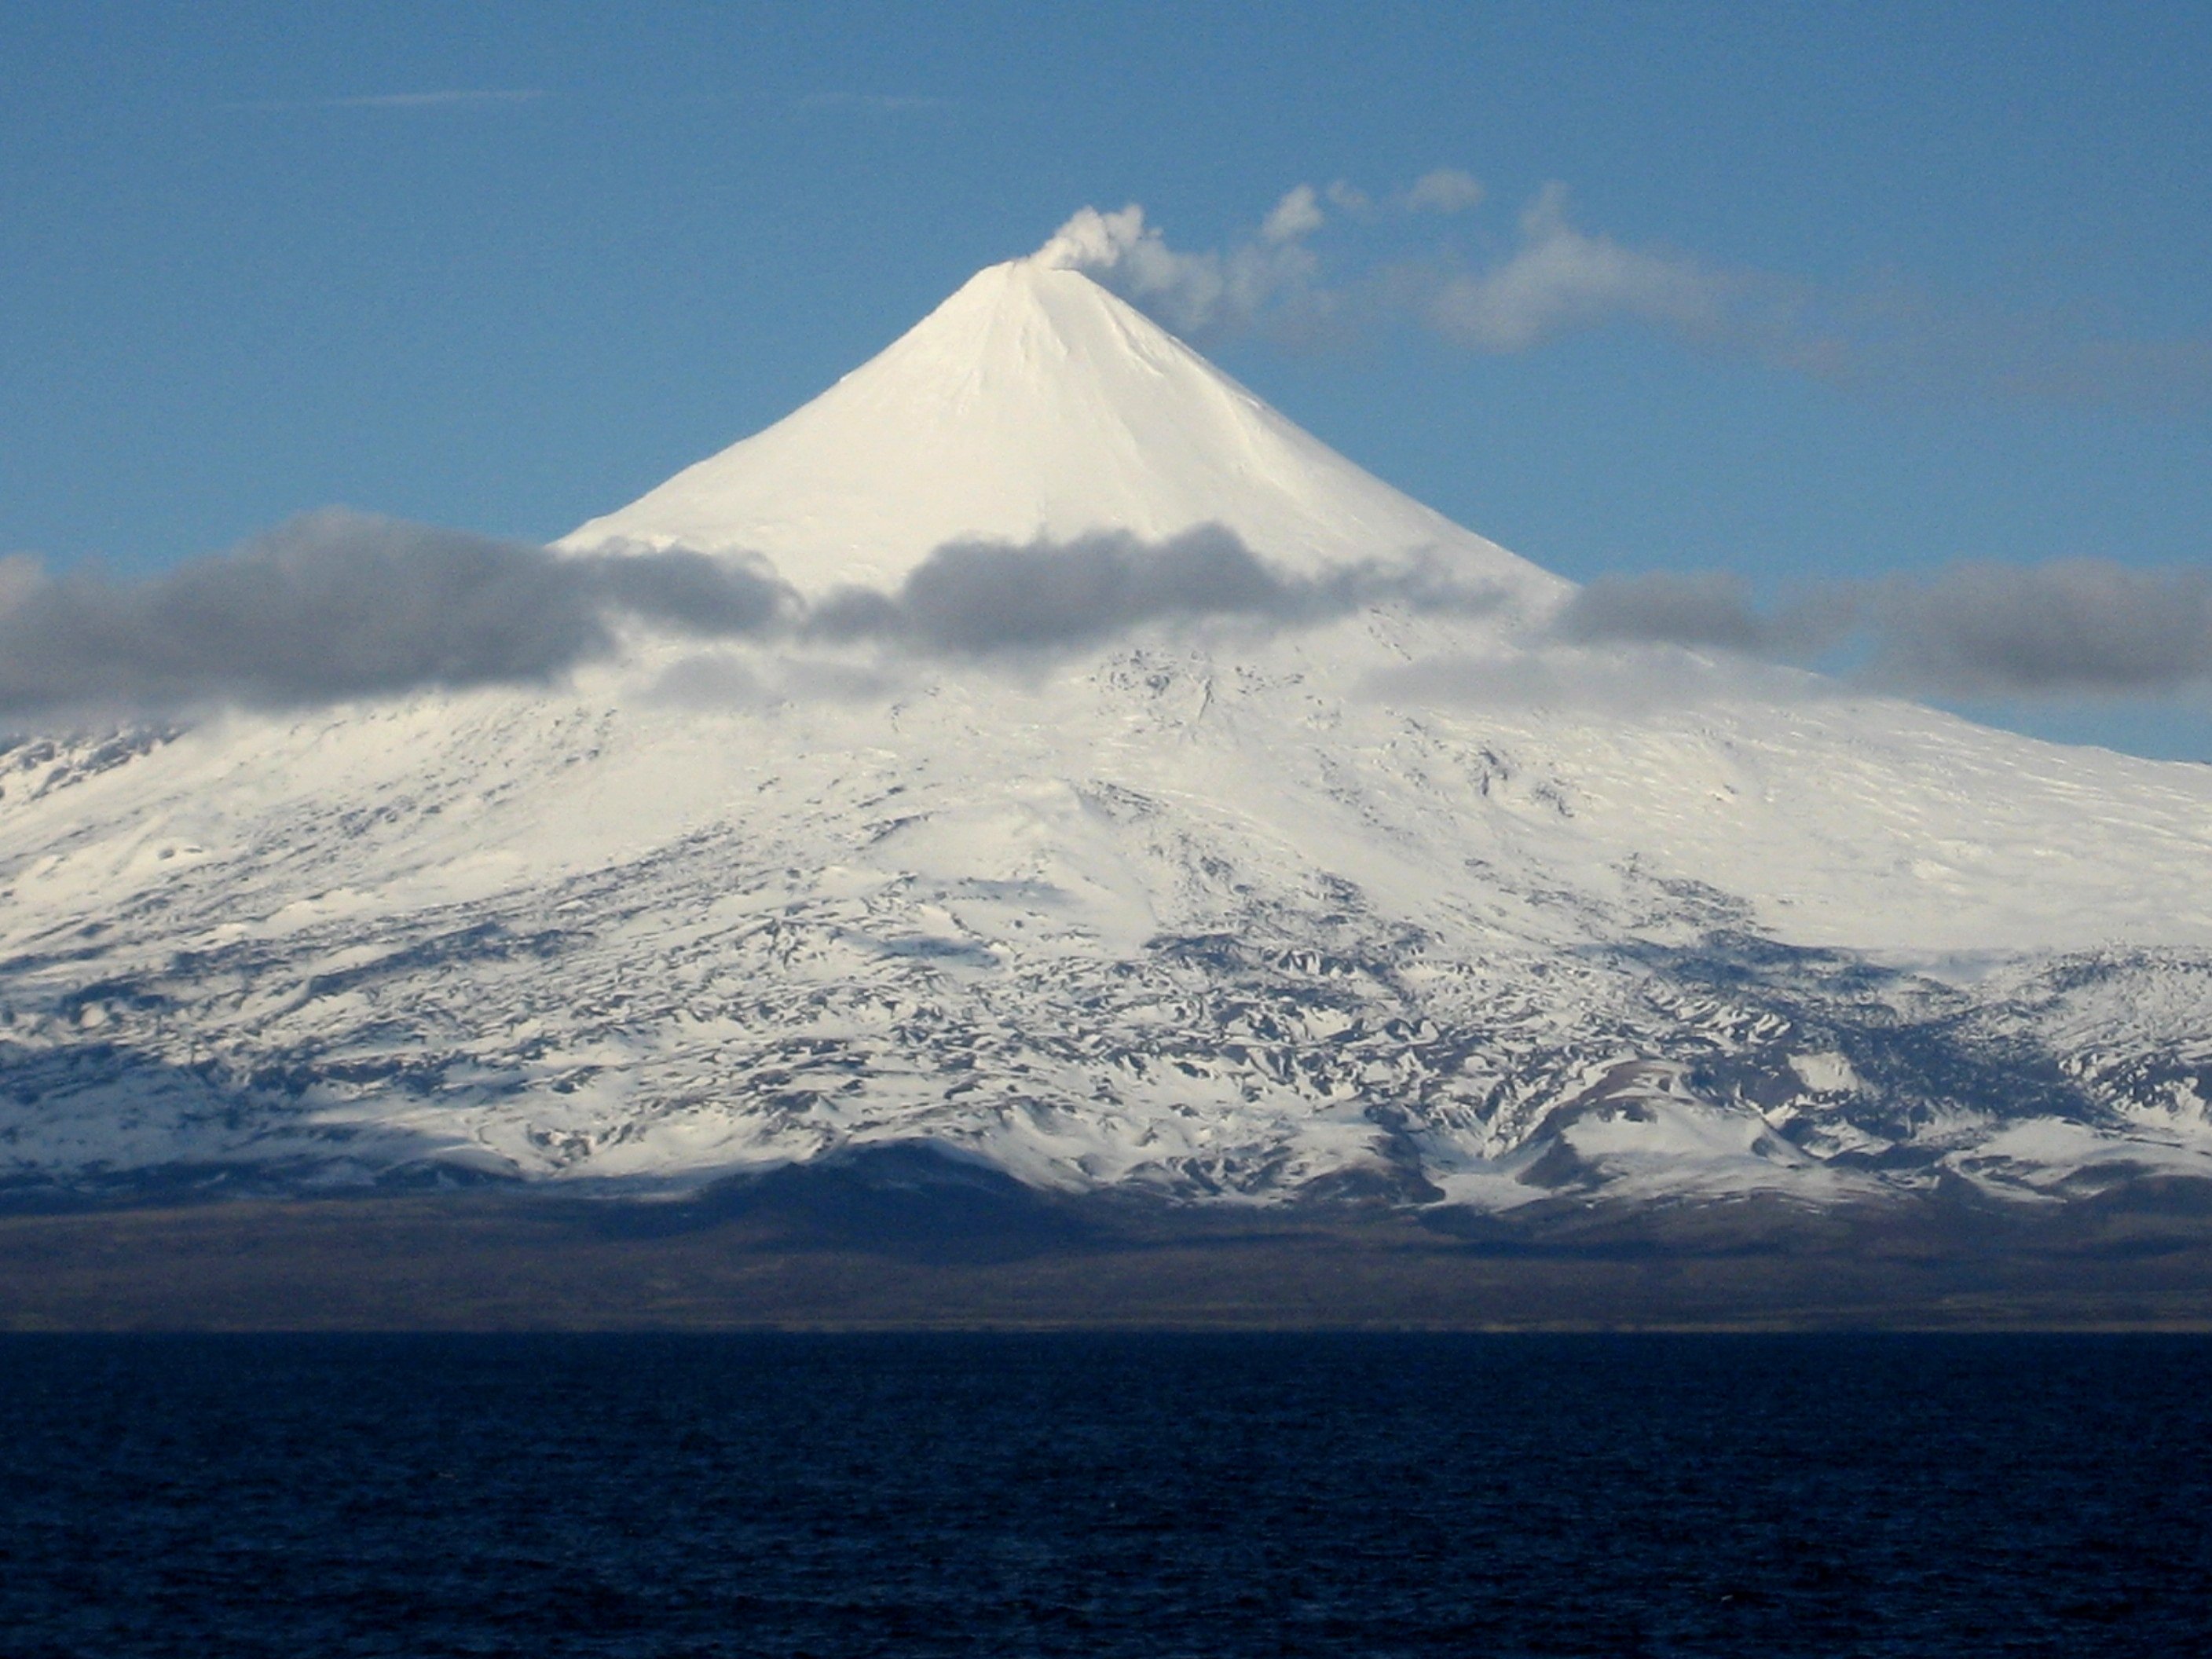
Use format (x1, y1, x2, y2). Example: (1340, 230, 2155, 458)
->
(0, 515, 1500, 720)
(1038, 179, 2212, 412)
(8, 511, 2199, 723)
(1555, 562, 2212, 698)
(808, 525, 1501, 656)
(1554, 571, 1855, 661)
(1870, 561, 2212, 698)
(0, 511, 791, 720)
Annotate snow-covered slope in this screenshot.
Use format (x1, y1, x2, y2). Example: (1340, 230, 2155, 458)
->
(560, 258, 1558, 603)
(3, 258, 2210, 1213)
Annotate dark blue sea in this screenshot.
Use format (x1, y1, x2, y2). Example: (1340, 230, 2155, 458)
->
(0, 1334, 2206, 1657)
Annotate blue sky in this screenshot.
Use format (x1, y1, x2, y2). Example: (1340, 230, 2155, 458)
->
(3, 2, 2208, 753)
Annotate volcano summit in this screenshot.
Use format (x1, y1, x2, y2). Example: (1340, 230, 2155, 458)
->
(3, 255, 2211, 1231)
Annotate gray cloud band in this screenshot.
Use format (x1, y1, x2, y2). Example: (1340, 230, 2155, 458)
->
(0, 515, 1496, 720)
(804, 525, 1492, 657)
(1554, 563, 2212, 698)
(0, 510, 793, 720)
(7, 509, 2196, 720)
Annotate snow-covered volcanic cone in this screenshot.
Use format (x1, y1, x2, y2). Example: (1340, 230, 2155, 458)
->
(561, 257, 1557, 599)
(3, 255, 2210, 1211)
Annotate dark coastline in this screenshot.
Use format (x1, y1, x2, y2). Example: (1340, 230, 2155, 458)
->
(5, 1164, 2210, 1331)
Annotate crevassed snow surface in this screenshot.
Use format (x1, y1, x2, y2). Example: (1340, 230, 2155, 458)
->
(3, 262, 2210, 1210)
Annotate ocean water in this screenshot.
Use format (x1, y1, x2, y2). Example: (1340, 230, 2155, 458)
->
(0, 1334, 2205, 1657)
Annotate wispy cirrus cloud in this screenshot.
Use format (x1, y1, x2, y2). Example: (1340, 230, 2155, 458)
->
(225, 88, 548, 113)
(795, 91, 958, 114)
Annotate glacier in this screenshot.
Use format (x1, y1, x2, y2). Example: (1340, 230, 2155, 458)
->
(3, 256, 2210, 1218)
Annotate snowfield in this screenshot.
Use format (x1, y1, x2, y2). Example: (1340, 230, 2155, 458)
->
(3, 259, 2209, 1211)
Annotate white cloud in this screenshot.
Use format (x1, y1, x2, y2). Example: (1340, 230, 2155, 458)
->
(1426, 184, 1734, 351)
(1035, 178, 2212, 409)
(1031, 204, 1148, 272)
(1037, 178, 1740, 353)
(1403, 168, 1485, 214)
(1032, 202, 1318, 335)
(1262, 185, 1325, 244)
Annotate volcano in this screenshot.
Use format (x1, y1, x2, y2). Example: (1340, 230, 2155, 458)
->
(560, 258, 1558, 600)
(3, 253, 2210, 1220)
